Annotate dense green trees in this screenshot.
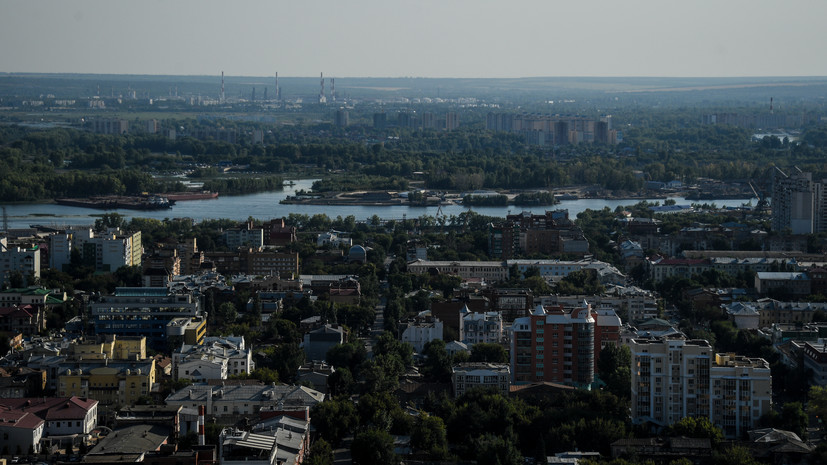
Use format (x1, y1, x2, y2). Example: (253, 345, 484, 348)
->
(7, 116, 827, 203)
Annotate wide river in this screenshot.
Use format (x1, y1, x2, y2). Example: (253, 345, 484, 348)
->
(3, 179, 756, 229)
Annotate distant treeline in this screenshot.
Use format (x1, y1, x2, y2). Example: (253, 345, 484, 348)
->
(4, 119, 827, 201)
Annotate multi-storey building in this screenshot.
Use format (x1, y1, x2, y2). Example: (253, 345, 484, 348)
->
(58, 360, 156, 406)
(49, 228, 141, 272)
(771, 167, 825, 234)
(630, 336, 771, 438)
(262, 218, 297, 246)
(482, 288, 533, 322)
(489, 210, 589, 259)
(0, 305, 46, 335)
(223, 221, 265, 249)
(0, 239, 40, 285)
(511, 303, 596, 388)
(445, 112, 459, 131)
(542, 287, 658, 324)
(172, 336, 253, 381)
(401, 314, 444, 353)
(90, 287, 201, 348)
(459, 307, 503, 346)
(71, 335, 146, 361)
(452, 363, 510, 397)
(204, 250, 299, 278)
(91, 119, 129, 135)
(486, 113, 618, 146)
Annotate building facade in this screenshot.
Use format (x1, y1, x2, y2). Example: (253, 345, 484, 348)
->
(90, 287, 201, 348)
(452, 363, 510, 397)
(630, 336, 771, 438)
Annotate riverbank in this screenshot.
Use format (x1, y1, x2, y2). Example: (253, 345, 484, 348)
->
(3, 179, 757, 230)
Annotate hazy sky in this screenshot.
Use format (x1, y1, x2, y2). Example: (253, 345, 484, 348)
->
(2, 0, 825, 78)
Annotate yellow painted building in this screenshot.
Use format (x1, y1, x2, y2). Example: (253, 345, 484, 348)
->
(72, 335, 146, 361)
(59, 359, 155, 406)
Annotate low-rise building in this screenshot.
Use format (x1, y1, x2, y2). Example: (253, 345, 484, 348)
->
(755, 272, 811, 296)
(452, 363, 510, 397)
(0, 396, 97, 448)
(401, 314, 443, 353)
(58, 360, 156, 406)
(0, 409, 44, 454)
(302, 325, 345, 362)
(165, 383, 324, 417)
(219, 428, 277, 465)
(803, 342, 827, 386)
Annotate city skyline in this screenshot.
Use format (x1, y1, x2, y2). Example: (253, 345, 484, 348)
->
(2, 0, 827, 78)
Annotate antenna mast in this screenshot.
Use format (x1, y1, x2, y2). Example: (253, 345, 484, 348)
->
(220, 71, 225, 103)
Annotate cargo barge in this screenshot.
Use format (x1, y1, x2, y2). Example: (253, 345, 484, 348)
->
(55, 195, 173, 210)
(163, 191, 219, 201)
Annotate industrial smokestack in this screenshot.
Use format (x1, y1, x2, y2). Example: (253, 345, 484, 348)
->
(198, 405, 206, 446)
(275, 72, 279, 100)
(220, 71, 225, 104)
(319, 72, 326, 103)
(331, 78, 335, 103)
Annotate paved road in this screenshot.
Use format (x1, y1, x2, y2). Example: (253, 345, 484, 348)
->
(333, 437, 353, 465)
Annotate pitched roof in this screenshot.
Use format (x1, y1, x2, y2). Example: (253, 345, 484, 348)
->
(0, 409, 44, 430)
(0, 396, 97, 421)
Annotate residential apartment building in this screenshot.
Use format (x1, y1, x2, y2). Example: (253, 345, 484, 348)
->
(489, 210, 589, 259)
(511, 304, 595, 388)
(172, 336, 253, 381)
(262, 218, 297, 246)
(542, 286, 658, 324)
(401, 314, 444, 353)
(205, 249, 299, 278)
(91, 119, 129, 135)
(486, 113, 618, 145)
(223, 221, 265, 249)
(0, 239, 40, 285)
(452, 363, 510, 397)
(459, 308, 503, 346)
(49, 228, 141, 272)
(630, 336, 771, 438)
(771, 167, 826, 234)
(90, 287, 201, 348)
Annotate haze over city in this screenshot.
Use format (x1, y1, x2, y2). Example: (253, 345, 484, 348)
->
(2, 0, 827, 78)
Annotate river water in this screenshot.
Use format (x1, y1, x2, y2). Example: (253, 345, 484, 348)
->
(3, 179, 756, 229)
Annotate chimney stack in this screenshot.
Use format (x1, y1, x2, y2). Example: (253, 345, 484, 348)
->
(198, 405, 206, 446)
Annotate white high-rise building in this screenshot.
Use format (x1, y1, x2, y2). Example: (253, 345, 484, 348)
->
(771, 167, 826, 234)
(630, 335, 771, 438)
